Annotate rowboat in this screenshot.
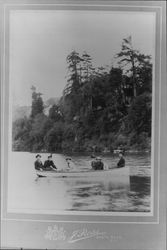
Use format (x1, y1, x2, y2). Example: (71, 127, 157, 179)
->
(36, 166, 129, 180)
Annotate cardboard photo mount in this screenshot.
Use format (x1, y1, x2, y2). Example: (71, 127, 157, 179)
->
(0, 1, 166, 249)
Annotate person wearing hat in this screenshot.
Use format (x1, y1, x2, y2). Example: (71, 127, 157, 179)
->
(43, 154, 57, 171)
(117, 152, 125, 168)
(91, 157, 104, 170)
(66, 158, 72, 168)
(65, 157, 77, 170)
(34, 154, 43, 171)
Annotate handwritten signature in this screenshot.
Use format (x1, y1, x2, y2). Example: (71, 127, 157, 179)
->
(44, 225, 122, 243)
(68, 228, 109, 243)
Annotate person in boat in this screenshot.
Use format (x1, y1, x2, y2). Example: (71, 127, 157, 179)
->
(91, 157, 104, 170)
(117, 152, 125, 168)
(66, 157, 72, 168)
(43, 154, 57, 171)
(66, 157, 77, 170)
(34, 154, 43, 171)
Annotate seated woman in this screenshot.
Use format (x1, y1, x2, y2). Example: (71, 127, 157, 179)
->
(91, 157, 104, 170)
(66, 158, 77, 171)
(34, 154, 43, 171)
(43, 155, 57, 171)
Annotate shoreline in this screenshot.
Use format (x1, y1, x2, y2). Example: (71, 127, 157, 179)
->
(12, 149, 151, 155)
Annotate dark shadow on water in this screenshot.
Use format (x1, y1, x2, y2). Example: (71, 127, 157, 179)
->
(130, 176, 151, 197)
(68, 176, 151, 212)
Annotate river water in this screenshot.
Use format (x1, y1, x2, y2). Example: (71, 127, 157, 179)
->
(8, 152, 151, 213)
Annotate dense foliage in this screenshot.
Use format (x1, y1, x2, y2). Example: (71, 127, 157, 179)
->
(12, 37, 152, 153)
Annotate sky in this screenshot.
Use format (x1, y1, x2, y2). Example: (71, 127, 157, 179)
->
(9, 10, 155, 106)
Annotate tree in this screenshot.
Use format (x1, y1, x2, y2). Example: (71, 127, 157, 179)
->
(49, 104, 63, 122)
(12, 117, 32, 151)
(64, 50, 83, 95)
(44, 122, 64, 151)
(116, 36, 151, 98)
(125, 93, 152, 136)
(136, 62, 152, 95)
(81, 51, 95, 82)
(29, 113, 51, 151)
(62, 51, 83, 121)
(30, 86, 44, 118)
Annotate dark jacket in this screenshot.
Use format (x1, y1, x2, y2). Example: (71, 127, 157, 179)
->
(117, 157, 125, 168)
(91, 160, 104, 170)
(34, 160, 43, 170)
(44, 160, 57, 170)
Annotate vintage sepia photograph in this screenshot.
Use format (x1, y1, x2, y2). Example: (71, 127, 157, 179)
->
(7, 9, 155, 215)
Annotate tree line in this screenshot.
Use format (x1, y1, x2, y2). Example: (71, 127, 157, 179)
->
(12, 36, 152, 153)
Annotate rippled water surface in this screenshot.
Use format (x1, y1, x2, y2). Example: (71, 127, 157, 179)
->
(8, 152, 151, 213)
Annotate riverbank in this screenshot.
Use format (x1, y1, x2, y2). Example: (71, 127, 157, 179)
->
(13, 131, 151, 155)
(56, 134, 151, 154)
(13, 148, 151, 156)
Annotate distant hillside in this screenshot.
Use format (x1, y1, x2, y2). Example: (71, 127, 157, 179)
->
(12, 105, 31, 121)
(13, 97, 60, 121)
(45, 97, 60, 107)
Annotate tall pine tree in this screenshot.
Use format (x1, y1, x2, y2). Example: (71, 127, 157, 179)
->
(30, 86, 44, 119)
(116, 36, 151, 98)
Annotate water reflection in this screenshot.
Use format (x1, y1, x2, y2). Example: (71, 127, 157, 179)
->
(8, 152, 151, 212)
(130, 176, 151, 197)
(62, 176, 151, 212)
